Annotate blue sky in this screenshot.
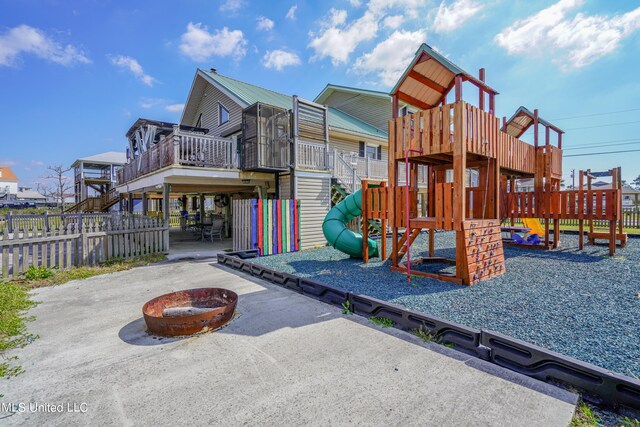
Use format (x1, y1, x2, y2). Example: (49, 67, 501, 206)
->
(1, 0, 640, 188)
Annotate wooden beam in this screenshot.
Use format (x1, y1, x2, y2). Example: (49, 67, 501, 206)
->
(397, 91, 431, 111)
(408, 70, 446, 93)
(478, 68, 485, 111)
(454, 75, 463, 102)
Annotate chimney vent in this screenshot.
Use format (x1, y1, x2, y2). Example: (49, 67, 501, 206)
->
(210, 68, 217, 73)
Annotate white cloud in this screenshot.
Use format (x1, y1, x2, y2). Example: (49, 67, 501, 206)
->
(432, 0, 483, 33)
(220, 0, 244, 12)
(139, 98, 165, 109)
(0, 24, 90, 67)
(308, 0, 432, 66)
(109, 55, 157, 86)
(495, 0, 640, 70)
(179, 23, 247, 62)
(383, 15, 404, 29)
(256, 17, 275, 31)
(262, 49, 301, 70)
(354, 29, 426, 86)
(308, 9, 378, 64)
(165, 103, 185, 113)
(286, 5, 298, 20)
(349, 0, 362, 7)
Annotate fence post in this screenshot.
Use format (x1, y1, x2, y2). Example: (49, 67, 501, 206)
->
(7, 211, 12, 233)
(44, 211, 50, 231)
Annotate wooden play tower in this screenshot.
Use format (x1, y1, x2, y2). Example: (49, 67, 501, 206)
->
(359, 44, 626, 285)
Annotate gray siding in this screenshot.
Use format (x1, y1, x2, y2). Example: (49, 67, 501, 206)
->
(189, 82, 244, 138)
(329, 136, 389, 164)
(295, 174, 330, 250)
(323, 92, 391, 133)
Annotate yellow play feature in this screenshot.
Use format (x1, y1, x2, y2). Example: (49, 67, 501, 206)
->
(522, 218, 544, 237)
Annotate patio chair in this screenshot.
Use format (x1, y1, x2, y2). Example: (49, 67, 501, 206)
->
(202, 219, 224, 242)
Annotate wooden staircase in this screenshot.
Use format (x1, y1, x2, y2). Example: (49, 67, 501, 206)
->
(65, 188, 119, 213)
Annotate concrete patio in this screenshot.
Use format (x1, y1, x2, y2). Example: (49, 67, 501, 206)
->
(2, 258, 577, 426)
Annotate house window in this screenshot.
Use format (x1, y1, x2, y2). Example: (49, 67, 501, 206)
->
(359, 141, 382, 160)
(218, 103, 229, 126)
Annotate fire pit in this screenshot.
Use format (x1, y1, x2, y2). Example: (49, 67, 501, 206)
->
(142, 288, 238, 337)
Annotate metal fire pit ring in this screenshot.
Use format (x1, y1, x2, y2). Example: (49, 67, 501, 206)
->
(142, 288, 238, 337)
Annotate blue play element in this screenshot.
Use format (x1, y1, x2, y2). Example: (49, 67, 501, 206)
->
(527, 234, 541, 245)
(512, 233, 541, 245)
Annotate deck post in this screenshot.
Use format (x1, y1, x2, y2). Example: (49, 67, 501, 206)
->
(199, 194, 205, 222)
(454, 76, 463, 102)
(142, 192, 148, 215)
(578, 170, 584, 249)
(478, 68, 485, 111)
(453, 101, 467, 282)
(163, 183, 170, 252)
(362, 181, 369, 263)
(390, 94, 399, 266)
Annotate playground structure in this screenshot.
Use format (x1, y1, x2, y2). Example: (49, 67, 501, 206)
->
(325, 44, 628, 285)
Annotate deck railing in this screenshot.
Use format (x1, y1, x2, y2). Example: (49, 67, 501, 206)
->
(503, 189, 620, 220)
(117, 129, 236, 184)
(296, 140, 327, 170)
(389, 100, 559, 178)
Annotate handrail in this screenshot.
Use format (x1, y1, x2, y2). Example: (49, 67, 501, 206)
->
(333, 149, 361, 193)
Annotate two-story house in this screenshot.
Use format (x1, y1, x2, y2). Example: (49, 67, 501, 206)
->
(116, 69, 395, 249)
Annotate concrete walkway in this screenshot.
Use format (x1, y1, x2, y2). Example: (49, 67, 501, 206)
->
(166, 229, 232, 261)
(2, 259, 577, 426)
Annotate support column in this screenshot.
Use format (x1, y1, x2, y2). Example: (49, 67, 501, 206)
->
(127, 192, 133, 213)
(453, 101, 468, 282)
(390, 94, 399, 266)
(578, 170, 584, 250)
(199, 194, 205, 222)
(163, 183, 170, 252)
(142, 192, 148, 215)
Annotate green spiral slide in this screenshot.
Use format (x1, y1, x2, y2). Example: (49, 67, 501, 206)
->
(322, 189, 379, 258)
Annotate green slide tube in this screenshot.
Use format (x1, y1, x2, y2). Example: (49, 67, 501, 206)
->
(322, 189, 379, 258)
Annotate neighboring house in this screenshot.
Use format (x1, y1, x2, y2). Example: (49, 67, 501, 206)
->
(0, 165, 19, 198)
(69, 151, 126, 210)
(586, 181, 640, 207)
(16, 189, 47, 206)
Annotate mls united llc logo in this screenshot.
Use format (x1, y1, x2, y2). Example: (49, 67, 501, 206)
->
(1, 402, 88, 413)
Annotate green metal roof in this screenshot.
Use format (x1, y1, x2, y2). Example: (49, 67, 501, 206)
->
(314, 83, 390, 104)
(200, 69, 387, 140)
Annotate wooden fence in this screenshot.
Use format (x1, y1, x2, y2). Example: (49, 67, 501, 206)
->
(232, 199, 300, 255)
(1, 214, 168, 279)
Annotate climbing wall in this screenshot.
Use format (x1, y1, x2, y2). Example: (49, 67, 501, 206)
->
(462, 220, 506, 284)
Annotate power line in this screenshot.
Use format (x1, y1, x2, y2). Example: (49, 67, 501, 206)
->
(564, 149, 640, 158)
(550, 108, 640, 121)
(564, 140, 640, 151)
(564, 120, 640, 131)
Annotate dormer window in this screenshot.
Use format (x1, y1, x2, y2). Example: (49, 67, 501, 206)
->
(218, 103, 229, 126)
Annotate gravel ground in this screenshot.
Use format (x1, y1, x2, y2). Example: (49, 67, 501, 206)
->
(253, 232, 640, 379)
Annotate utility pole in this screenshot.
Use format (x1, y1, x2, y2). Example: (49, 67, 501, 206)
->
(571, 169, 575, 190)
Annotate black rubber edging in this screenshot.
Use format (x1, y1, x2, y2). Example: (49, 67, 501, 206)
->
(216, 251, 640, 412)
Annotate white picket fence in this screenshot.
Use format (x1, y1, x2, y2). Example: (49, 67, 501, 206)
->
(0, 215, 168, 279)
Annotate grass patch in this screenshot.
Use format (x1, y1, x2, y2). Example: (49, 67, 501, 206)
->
(368, 316, 394, 328)
(0, 281, 38, 379)
(570, 402, 600, 427)
(413, 325, 455, 348)
(14, 253, 166, 289)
